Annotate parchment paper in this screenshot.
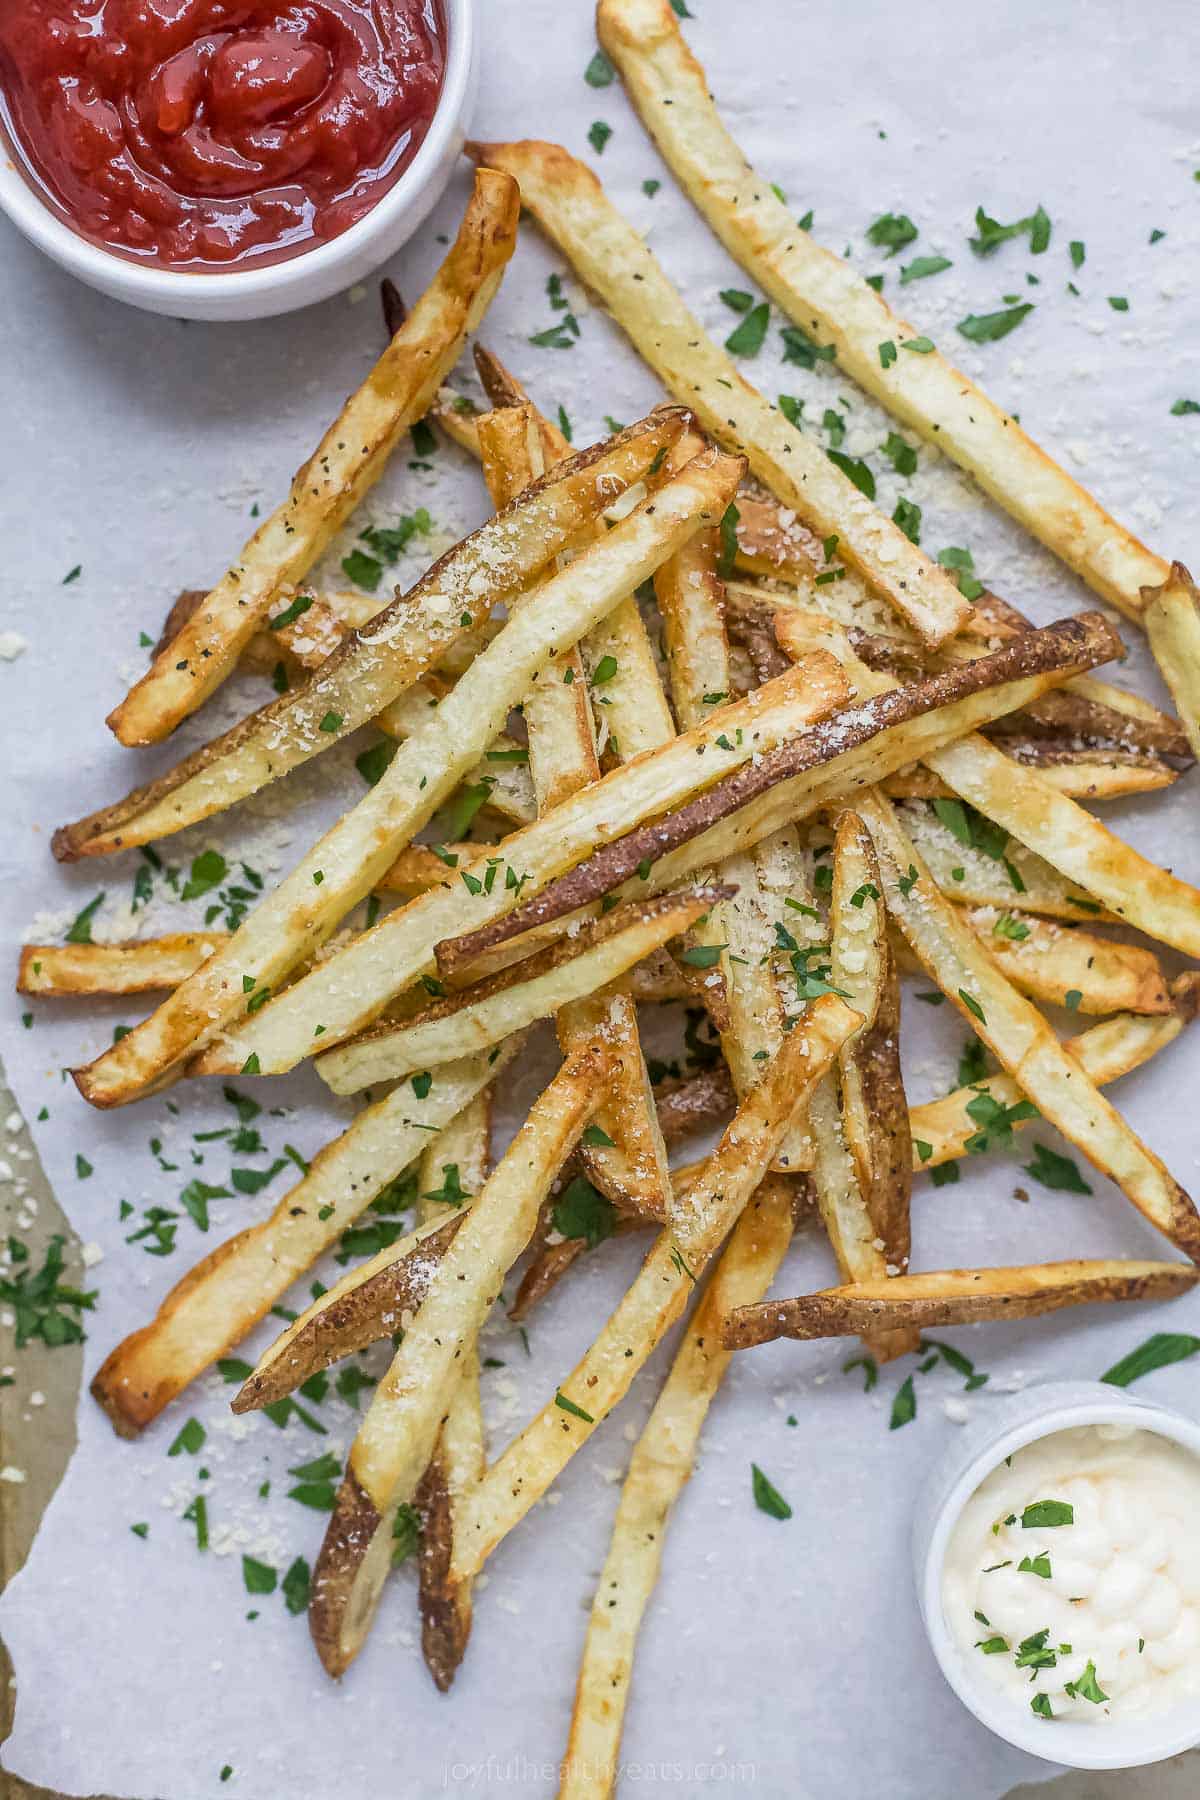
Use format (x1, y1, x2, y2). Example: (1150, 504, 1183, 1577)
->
(1, 1, 1199, 1794)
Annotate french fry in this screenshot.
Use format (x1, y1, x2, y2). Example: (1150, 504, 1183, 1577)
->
(414, 1092, 492, 1692)
(722, 1260, 1198, 1348)
(314, 887, 729, 1093)
(76, 449, 743, 1107)
(910, 976, 1200, 1169)
(858, 789, 1200, 1262)
(962, 908, 1171, 1017)
(89, 1041, 517, 1435)
(106, 172, 521, 745)
(467, 138, 971, 647)
(17, 935, 226, 996)
(882, 748, 1179, 804)
(309, 1049, 606, 1677)
(1142, 563, 1200, 761)
(770, 604, 1200, 957)
(597, 0, 1169, 624)
(727, 572, 1190, 763)
(829, 812, 912, 1287)
(449, 997, 858, 1584)
(561, 1178, 796, 1797)
(438, 613, 1123, 973)
(54, 413, 684, 862)
(192, 653, 848, 1077)
(898, 800, 1116, 922)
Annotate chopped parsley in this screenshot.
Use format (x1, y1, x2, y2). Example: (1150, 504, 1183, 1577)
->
(751, 1463, 792, 1519)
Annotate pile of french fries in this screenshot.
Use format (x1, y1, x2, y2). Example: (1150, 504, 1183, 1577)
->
(21, 5, 1200, 1787)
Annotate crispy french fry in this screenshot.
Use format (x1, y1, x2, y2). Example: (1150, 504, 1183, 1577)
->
(415, 1092, 492, 1692)
(859, 789, 1200, 1261)
(55, 414, 683, 862)
(17, 935, 226, 996)
(1142, 563, 1200, 762)
(909, 976, 1200, 1169)
(449, 997, 858, 1584)
(963, 908, 1170, 1017)
(723, 1260, 1197, 1348)
(561, 1178, 796, 1797)
(192, 653, 848, 1078)
(76, 450, 742, 1108)
(598, 0, 1169, 625)
(89, 1041, 518, 1435)
(439, 613, 1123, 972)
(106, 172, 520, 745)
(467, 138, 970, 648)
(830, 812, 912, 1285)
(314, 887, 729, 1093)
(309, 1049, 606, 1677)
(898, 800, 1116, 922)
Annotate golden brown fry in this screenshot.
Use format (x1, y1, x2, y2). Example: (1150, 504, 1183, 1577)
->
(107, 172, 520, 745)
(449, 997, 858, 1584)
(860, 789, 1200, 1262)
(415, 1092, 492, 1692)
(723, 1260, 1198, 1348)
(909, 976, 1200, 1170)
(17, 935, 226, 996)
(1142, 562, 1200, 761)
(467, 137, 970, 647)
(76, 449, 742, 1108)
(963, 908, 1170, 1017)
(310, 1049, 606, 1677)
(598, 0, 1169, 624)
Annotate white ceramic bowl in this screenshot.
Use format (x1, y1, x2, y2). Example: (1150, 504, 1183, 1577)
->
(913, 1380, 1200, 1771)
(0, 0, 477, 322)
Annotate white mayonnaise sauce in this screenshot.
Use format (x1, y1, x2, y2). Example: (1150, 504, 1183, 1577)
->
(943, 1424, 1200, 1724)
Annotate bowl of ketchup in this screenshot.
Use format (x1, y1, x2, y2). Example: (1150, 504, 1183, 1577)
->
(0, 0, 476, 319)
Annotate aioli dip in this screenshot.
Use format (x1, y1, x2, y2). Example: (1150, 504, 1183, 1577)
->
(943, 1424, 1200, 1725)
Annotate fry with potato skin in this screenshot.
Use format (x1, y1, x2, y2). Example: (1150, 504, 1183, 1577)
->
(909, 977, 1200, 1170)
(467, 137, 970, 648)
(561, 1178, 797, 1797)
(191, 651, 846, 1079)
(859, 789, 1200, 1263)
(106, 171, 521, 746)
(17, 936, 226, 996)
(597, 0, 1168, 625)
(1142, 562, 1200, 762)
(309, 1049, 607, 1678)
(74, 448, 743, 1108)
(449, 997, 859, 1585)
(437, 612, 1123, 975)
(722, 1261, 1198, 1349)
(90, 1042, 517, 1435)
(54, 412, 685, 862)
(414, 1092, 492, 1692)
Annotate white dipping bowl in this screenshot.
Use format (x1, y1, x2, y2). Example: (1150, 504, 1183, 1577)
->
(0, 0, 476, 322)
(913, 1380, 1200, 1771)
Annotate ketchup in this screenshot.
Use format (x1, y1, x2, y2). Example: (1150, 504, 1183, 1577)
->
(0, 1, 447, 270)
